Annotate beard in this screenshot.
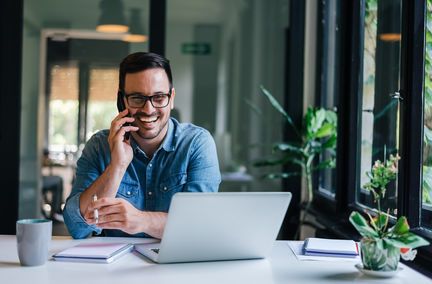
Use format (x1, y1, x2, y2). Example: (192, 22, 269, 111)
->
(132, 111, 170, 141)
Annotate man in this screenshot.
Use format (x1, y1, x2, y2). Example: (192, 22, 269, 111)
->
(63, 52, 221, 239)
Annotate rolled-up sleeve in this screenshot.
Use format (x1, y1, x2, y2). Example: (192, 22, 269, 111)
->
(184, 130, 221, 193)
(63, 136, 105, 239)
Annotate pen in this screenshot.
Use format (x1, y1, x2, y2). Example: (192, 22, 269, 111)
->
(92, 194, 99, 224)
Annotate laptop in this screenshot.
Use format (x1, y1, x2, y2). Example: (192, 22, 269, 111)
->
(134, 192, 291, 263)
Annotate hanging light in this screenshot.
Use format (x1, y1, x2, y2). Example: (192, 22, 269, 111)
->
(379, 33, 401, 42)
(96, 0, 129, 33)
(123, 8, 148, 43)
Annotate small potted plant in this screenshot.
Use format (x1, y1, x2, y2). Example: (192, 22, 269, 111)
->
(349, 153, 430, 272)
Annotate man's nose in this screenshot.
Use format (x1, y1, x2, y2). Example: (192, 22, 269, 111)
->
(141, 98, 155, 112)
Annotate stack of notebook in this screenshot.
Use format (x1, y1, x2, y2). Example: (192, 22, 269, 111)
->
(303, 238, 359, 258)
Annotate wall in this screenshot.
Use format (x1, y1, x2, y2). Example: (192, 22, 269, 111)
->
(20, 8, 43, 218)
(166, 23, 194, 123)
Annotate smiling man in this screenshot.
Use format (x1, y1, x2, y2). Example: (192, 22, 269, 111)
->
(63, 52, 221, 239)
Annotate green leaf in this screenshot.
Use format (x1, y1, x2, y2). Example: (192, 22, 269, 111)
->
(315, 123, 335, 138)
(389, 216, 410, 235)
(384, 233, 430, 249)
(349, 211, 379, 238)
(273, 143, 303, 153)
(260, 85, 300, 137)
(244, 98, 263, 116)
(325, 109, 337, 124)
(322, 135, 337, 149)
(376, 212, 389, 231)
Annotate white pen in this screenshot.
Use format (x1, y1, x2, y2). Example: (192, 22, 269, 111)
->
(92, 194, 99, 224)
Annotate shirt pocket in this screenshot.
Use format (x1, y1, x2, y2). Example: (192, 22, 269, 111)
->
(117, 181, 139, 199)
(159, 173, 187, 200)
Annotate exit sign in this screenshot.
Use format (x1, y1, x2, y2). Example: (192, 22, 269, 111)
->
(181, 43, 211, 55)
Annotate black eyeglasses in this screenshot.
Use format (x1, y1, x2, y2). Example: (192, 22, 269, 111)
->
(124, 91, 172, 108)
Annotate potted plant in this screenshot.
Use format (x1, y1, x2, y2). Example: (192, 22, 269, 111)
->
(349, 153, 430, 272)
(254, 86, 337, 238)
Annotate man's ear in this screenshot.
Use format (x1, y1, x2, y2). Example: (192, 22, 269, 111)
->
(170, 88, 176, 109)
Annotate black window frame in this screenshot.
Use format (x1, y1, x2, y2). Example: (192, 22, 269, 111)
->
(313, 0, 432, 276)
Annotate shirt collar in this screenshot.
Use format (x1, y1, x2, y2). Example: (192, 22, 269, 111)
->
(131, 118, 177, 156)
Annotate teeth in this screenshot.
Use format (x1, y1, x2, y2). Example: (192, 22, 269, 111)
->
(140, 116, 158, 123)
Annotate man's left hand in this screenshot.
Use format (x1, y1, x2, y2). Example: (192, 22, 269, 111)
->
(85, 197, 145, 235)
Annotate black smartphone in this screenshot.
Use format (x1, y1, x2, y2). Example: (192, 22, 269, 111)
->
(117, 91, 132, 140)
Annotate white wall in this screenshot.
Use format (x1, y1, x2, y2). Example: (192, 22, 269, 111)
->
(166, 23, 194, 123)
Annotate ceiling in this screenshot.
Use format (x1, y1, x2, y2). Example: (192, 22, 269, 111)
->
(25, 0, 229, 31)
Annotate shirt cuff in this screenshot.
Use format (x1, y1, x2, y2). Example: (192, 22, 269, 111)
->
(63, 193, 102, 238)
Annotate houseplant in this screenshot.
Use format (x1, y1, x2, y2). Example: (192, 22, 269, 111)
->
(254, 86, 337, 238)
(349, 153, 430, 272)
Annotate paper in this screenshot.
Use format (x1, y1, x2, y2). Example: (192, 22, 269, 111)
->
(53, 242, 134, 263)
(287, 241, 361, 262)
(304, 238, 358, 257)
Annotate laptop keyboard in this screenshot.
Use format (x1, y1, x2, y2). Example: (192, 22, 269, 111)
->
(151, 248, 160, 254)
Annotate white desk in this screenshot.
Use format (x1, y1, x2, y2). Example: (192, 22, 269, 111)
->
(0, 235, 430, 284)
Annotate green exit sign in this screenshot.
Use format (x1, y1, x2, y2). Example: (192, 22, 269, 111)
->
(181, 43, 211, 55)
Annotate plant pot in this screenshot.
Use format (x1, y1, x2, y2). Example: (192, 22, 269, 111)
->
(360, 237, 400, 271)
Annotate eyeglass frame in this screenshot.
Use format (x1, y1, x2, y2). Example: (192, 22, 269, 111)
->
(120, 89, 172, 109)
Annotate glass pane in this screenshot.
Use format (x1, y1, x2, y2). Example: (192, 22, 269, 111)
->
(317, 0, 341, 198)
(166, 0, 289, 192)
(86, 67, 118, 140)
(21, 0, 149, 220)
(358, 0, 402, 215)
(422, 0, 432, 229)
(48, 63, 79, 154)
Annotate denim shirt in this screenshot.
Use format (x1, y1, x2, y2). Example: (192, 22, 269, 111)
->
(63, 118, 221, 239)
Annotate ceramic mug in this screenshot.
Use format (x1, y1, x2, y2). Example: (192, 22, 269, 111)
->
(16, 219, 52, 266)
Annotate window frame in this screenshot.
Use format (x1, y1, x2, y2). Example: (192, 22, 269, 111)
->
(313, 0, 432, 275)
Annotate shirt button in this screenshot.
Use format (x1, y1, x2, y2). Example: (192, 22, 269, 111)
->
(127, 191, 131, 195)
(163, 186, 167, 191)
(148, 191, 152, 196)
(149, 164, 152, 167)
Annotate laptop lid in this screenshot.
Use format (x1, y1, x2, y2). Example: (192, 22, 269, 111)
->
(149, 192, 291, 263)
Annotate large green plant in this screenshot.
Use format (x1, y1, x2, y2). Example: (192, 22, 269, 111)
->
(254, 86, 337, 204)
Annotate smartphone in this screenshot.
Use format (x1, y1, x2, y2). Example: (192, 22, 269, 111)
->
(117, 91, 132, 140)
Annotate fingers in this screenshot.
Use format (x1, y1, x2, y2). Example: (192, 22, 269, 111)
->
(108, 111, 138, 147)
(110, 116, 136, 134)
(84, 197, 127, 224)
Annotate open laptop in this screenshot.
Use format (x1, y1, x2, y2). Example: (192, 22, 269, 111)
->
(134, 192, 291, 263)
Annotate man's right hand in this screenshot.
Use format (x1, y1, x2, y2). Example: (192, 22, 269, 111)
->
(108, 109, 139, 170)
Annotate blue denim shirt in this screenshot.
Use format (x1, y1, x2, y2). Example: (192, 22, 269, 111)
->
(63, 118, 221, 239)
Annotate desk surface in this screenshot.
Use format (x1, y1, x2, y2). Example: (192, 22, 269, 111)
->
(0, 235, 430, 284)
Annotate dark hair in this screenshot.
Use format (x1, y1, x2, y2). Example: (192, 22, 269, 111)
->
(118, 52, 173, 90)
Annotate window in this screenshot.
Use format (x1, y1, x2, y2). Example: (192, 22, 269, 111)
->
(422, 0, 432, 229)
(316, 0, 342, 198)
(86, 67, 118, 141)
(358, 0, 402, 215)
(48, 63, 79, 153)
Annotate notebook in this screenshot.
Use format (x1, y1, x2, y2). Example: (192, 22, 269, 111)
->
(52, 242, 134, 263)
(303, 238, 358, 258)
(134, 192, 292, 263)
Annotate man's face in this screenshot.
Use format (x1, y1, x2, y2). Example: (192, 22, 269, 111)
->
(124, 68, 175, 142)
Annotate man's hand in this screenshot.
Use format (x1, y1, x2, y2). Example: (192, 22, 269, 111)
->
(84, 197, 167, 238)
(108, 109, 138, 170)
